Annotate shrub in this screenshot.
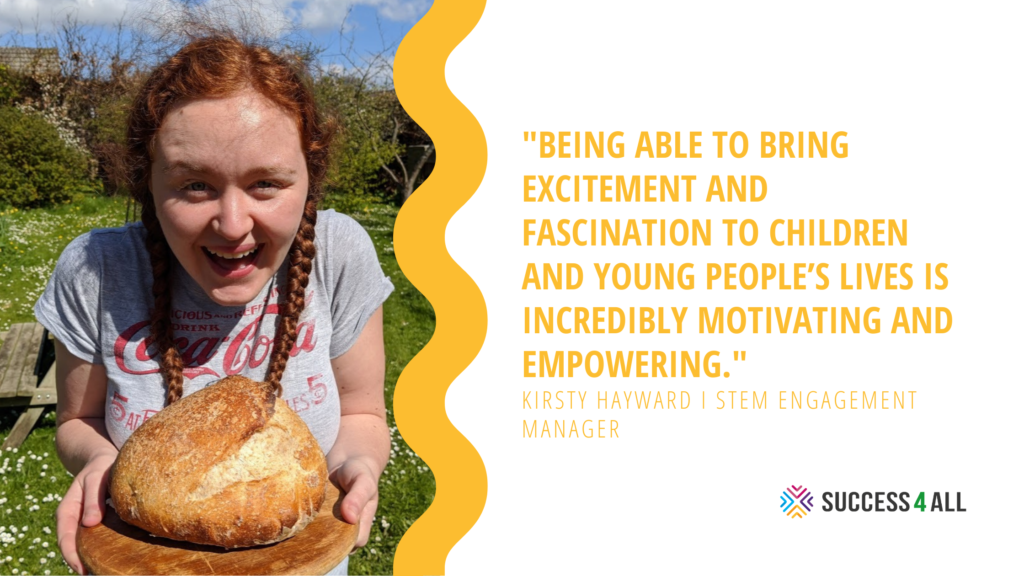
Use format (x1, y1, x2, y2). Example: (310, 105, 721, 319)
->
(86, 91, 138, 194)
(0, 106, 99, 208)
(315, 76, 403, 202)
(0, 65, 23, 105)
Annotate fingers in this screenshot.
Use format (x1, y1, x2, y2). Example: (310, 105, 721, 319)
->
(355, 494, 378, 548)
(335, 463, 377, 523)
(80, 466, 110, 527)
(55, 480, 85, 576)
(55, 458, 113, 576)
(334, 461, 380, 548)
(330, 492, 378, 549)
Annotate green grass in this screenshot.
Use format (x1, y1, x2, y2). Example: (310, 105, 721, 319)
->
(0, 192, 436, 575)
(0, 196, 128, 332)
(0, 410, 69, 575)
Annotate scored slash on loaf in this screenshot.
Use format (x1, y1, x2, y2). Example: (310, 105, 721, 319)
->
(108, 376, 328, 548)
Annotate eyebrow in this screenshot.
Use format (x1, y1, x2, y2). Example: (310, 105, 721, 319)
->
(161, 161, 299, 178)
(161, 161, 207, 175)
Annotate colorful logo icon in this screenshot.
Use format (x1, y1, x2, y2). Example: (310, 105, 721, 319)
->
(780, 485, 814, 518)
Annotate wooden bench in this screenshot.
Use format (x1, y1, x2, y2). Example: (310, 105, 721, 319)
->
(0, 322, 58, 449)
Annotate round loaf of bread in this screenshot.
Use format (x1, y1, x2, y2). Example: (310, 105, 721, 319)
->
(108, 376, 328, 548)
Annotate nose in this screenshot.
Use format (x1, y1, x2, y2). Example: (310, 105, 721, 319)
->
(211, 187, 253, 241)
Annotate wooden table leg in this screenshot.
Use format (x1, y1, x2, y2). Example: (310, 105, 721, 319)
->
(1, 406, 46, 450)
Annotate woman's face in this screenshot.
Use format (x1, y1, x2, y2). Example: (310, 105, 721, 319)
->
(150, 89, 309, 306)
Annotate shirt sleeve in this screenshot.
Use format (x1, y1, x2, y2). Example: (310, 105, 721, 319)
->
(33, 232, 104, 364)
(323, 210, 395, 358)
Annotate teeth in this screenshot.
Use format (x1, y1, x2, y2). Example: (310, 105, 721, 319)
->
(206, 247, 257, 259)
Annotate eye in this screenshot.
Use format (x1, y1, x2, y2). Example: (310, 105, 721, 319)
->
(252, 180, 283, 197)
(177, 181, 211, 197)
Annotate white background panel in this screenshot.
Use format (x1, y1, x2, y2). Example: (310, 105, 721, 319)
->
(442, 1, 1021, 573)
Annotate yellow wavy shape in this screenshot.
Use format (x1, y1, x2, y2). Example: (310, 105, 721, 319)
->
(392, 0, 488, 574)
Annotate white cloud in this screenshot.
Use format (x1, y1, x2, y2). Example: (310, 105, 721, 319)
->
(140, 0, 296, 41)
(0, 0, 135, 32)
(0, 0, 430, 35)
(370, 0, 429, 22)
(294, 0, 430, 31)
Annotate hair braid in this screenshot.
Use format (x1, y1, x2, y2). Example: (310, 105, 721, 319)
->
(264, 198, 318, 394)
(140, 197, 186, 404)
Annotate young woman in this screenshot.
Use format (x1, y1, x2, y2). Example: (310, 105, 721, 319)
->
(34, 36, 393, 575)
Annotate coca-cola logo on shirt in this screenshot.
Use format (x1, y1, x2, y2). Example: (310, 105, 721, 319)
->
(113, 301, 319, 381)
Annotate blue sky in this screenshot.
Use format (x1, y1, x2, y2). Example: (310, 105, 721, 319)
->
(0, 0, 432, 74)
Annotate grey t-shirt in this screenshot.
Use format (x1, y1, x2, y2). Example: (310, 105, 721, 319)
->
(34, 209, 393, 454)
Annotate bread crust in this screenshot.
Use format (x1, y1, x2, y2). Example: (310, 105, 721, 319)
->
(108, 376, 328, 548)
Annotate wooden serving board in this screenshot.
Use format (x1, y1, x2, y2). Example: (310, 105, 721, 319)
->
(78, 483, 357, 575)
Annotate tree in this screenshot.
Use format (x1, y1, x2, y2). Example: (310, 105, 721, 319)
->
(380, 89, 434, 204)
(320, 15, 434, 205)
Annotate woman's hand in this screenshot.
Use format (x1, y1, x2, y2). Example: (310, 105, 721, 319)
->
(55, 452, 117, 575)
(53, 340, 119, 575)
(332, 458, 381, 548)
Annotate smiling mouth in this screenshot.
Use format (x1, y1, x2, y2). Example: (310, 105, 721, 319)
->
(203, 245, 261, 273)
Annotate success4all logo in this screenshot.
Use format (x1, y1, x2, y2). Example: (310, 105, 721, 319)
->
(780, 485, 814, 518)
(780, 486, 967, 518)
(821, 491, 967, 513)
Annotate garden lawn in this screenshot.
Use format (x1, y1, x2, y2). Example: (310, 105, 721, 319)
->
(0, 196, 127, 333)
(0, 192, 436, 575)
